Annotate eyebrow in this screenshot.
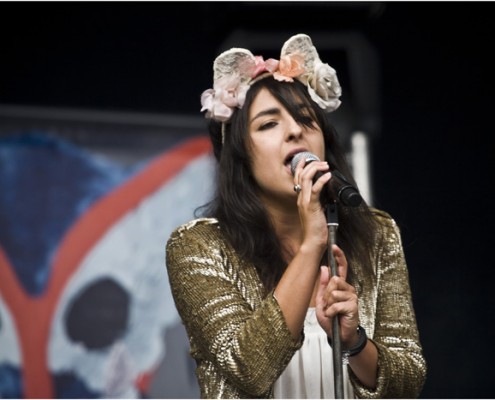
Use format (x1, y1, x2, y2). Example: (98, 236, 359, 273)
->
(250, 107, 281, 124)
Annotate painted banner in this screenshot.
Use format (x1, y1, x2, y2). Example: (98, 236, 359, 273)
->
(0, 132, 212, 398)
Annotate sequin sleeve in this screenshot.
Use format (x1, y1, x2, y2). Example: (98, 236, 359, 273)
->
(349, 212, 427, 398)
(166, 218, 303, 398)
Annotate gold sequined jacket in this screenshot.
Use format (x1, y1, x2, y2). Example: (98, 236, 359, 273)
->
(166, 210, 426, 398)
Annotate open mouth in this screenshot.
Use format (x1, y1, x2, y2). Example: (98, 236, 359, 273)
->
(284, 148, 308, 173)
(284, 154, 295, 167)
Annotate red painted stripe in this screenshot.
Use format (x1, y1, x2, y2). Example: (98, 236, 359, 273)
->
(0, 136, 211, 397)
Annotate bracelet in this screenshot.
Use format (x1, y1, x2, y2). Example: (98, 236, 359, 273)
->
(327, 325, 368, 364)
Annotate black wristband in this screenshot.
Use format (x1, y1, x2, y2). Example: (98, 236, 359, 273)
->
(343, 325, 368, 358)
(327, 325, 368, 362)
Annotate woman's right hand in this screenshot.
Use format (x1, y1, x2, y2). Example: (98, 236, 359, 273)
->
(292, 157, 332, 253)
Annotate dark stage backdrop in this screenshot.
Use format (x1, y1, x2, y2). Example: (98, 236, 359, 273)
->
(1, 2, 494, 398)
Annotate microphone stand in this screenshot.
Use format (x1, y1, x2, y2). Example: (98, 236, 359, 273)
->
(326, 201, 344, 399)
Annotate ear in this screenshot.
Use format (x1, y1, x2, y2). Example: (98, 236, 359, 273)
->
(280, 33, 321, 74)
(213, 48, 256, 85)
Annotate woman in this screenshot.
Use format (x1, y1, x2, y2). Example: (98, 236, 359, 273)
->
(166, 34, 426, 398)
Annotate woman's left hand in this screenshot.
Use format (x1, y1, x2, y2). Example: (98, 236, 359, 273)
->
(315, 244, 360, 348)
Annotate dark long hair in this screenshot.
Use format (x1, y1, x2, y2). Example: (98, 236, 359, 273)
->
(199, 78, 378, 291)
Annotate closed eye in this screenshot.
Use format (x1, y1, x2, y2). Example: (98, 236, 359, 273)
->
(259, 121, 278, 131)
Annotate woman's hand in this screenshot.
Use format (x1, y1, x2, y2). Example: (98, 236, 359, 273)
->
(292, 158, 331, 253)
(316, 245, 360, 348)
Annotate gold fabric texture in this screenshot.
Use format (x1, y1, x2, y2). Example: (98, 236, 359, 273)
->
(165, 210, 426, 398)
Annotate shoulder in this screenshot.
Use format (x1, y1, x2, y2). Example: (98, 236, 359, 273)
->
(167, 217, 220, 243)
(367, 208, 408, 264)
(368, 207, 402, 241)
(369, 207, 393, 222)
(369, 207, 397, 229)
(166, 218, 226, 261)
(166, 218, 222, 272)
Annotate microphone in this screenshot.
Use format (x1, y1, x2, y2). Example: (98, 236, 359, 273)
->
(290, 151, 363, 207)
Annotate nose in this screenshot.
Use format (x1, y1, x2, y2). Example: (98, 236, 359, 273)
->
(286, 114, 303, 142)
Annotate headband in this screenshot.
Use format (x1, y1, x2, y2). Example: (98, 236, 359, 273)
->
(200, 33, 342, 125)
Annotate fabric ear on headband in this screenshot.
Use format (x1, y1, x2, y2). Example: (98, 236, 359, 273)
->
(280, 34, 320, 73)
(213, 48, 256, 85)
(201, 33, 342, 124)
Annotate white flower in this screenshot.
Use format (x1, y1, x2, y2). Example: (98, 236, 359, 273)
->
(305, 61, 342, 112)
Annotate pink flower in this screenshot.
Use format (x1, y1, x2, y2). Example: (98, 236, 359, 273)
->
(251, 56, 279, 78)
(200, 74, 249, 122)
(273, 53, 306, 82)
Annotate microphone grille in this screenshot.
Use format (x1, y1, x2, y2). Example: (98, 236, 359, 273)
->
(290, 152, 320, 176)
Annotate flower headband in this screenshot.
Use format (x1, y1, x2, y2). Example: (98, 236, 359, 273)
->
(200, 33, 342, 124)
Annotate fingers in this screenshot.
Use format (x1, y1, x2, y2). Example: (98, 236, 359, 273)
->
(315, 266, 333, 335)
(316, 266, 330, 302)
(317, 258, 358, 341)
(322, 276, 357, 315)
(315, 267, 329, 315)
(326, 278, 357, 302)
(322, 245, 354, 320)
(293, 158, 331, 199)
(317, 264, 360, 339)
(331, 244, 348, 281)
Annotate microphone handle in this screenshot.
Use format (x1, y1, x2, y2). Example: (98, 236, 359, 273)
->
(315, 170, 363, 207)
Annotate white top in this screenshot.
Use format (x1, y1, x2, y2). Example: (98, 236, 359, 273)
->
(273, 308, 355, 399)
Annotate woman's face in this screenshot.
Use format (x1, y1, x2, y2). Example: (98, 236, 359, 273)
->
(247, 87, 325, 205)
